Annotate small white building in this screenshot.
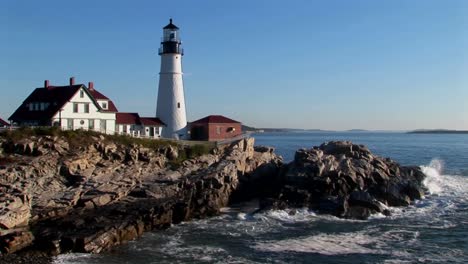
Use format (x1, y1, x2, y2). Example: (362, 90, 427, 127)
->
(9, 77, 118, 134)
(116, 112, 165, 139)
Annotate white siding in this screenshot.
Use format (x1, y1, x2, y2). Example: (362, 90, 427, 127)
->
(51, 87, 116, 134)
(156, 54, 187, 139)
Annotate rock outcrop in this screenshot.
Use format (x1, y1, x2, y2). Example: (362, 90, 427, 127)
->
(261, 141, 426, 219)
(0, 134, 427, 259)
(0, 134, 281, 256)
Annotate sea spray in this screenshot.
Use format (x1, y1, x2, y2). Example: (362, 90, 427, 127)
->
(421, 159, 444, 194)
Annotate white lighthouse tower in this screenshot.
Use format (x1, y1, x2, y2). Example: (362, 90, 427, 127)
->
(156, 19, 187, 139)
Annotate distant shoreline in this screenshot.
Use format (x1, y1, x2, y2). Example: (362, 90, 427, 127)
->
(242, 126, 468, 134)
(407, 130, 468, 134)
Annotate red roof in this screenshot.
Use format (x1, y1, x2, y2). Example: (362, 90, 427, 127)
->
(88, 89, 109, 100)
(89, 88, 118, 112)
(9, 84, 83, 123)
(9, 82, 118, 123)
(116, 113, 165, 127)
(140, 117, 165, 126)
(191, 115, 241, 124)
(0, 117, 9, 126)
(116, 113, 141, 125)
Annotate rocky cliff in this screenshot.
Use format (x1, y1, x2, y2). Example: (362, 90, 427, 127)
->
(0, 134, 428, 261)
(0, 134, 281, 257)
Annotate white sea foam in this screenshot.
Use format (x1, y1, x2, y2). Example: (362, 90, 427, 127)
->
(421, 159, 445, 194)
(253, 232, 382, 255)
(421, 159, 468, 200)
(386, 158, 468, 225)
(253, 228, 419, 257)
(53, 253, 93, 264)
(253, 208, 317, 223)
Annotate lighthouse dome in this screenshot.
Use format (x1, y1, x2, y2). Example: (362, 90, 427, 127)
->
(163, 19, 179, 30)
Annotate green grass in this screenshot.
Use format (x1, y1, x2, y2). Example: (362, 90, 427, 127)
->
(0, 127, 214, 161)
(168, 143, 214, 169)
(0, 127, 178, 149)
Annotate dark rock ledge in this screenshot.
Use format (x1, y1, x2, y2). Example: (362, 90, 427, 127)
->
(259, 141, 426, 219)
(0, 136, 426, 262)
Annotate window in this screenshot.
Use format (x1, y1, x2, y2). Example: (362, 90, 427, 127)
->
(123, 125, 127, 133)
(80, 90, 84, 98)
(67, 119, 73, 129)
(29, 104, 34, 111)
(84, 103, 89, 113)
(177, 102, 181, 109)
(100, 120, 107, 132)
(89, 119, 94, 129)
(216, 126, 221, 135)
(35, 103, 39, 111)
(73, 103, 78, 113)
(102, 102, 107, 109)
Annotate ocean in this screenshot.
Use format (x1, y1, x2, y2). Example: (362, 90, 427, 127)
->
(55, 132, 468, 263)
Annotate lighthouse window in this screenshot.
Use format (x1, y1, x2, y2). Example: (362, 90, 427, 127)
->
(170, 33, 175, 39)
(177, 102, 181, 108)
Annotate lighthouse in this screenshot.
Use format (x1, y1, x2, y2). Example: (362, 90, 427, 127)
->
(156, 19, 187, 139)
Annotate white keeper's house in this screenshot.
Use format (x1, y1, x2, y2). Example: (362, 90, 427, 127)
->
(9, 77, 167, 137)
(9, 77, 118, 134)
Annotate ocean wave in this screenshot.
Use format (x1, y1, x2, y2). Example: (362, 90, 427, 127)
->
(53, 253, 93, 264)
(421, 158, 468, 197)
(253, 232, 382, 255)
(252, 227, 422, 259)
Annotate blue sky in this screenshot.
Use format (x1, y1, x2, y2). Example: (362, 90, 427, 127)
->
(2, 0, 467, 130)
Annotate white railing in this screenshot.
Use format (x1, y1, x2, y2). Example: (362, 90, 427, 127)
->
(215, 133, 251, 147)
(115, 131, 162, 140)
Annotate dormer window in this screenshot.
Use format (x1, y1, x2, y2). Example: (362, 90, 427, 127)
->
(102, 102, 107, 109)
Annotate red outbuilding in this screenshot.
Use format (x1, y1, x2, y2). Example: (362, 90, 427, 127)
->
(0, 117, 9, 128)
(190, 115, 242, 141)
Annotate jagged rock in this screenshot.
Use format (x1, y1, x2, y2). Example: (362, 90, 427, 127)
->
(166, 146, 178, 160)
(0, 134, 281, 256)
(264, 141, 426, 219)
(0, 190, 31, 230)
(0, 230, 34, 254)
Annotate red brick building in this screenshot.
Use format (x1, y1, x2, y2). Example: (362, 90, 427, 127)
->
(190, 115, 242, 141)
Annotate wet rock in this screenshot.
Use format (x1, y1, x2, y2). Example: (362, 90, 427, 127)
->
(264, 141, 426, 219)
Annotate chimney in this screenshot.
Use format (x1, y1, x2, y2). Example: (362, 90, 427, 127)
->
(88, 81, 94, 90)
(70, 77, 75, 86)
(44, 80, 49, 88)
